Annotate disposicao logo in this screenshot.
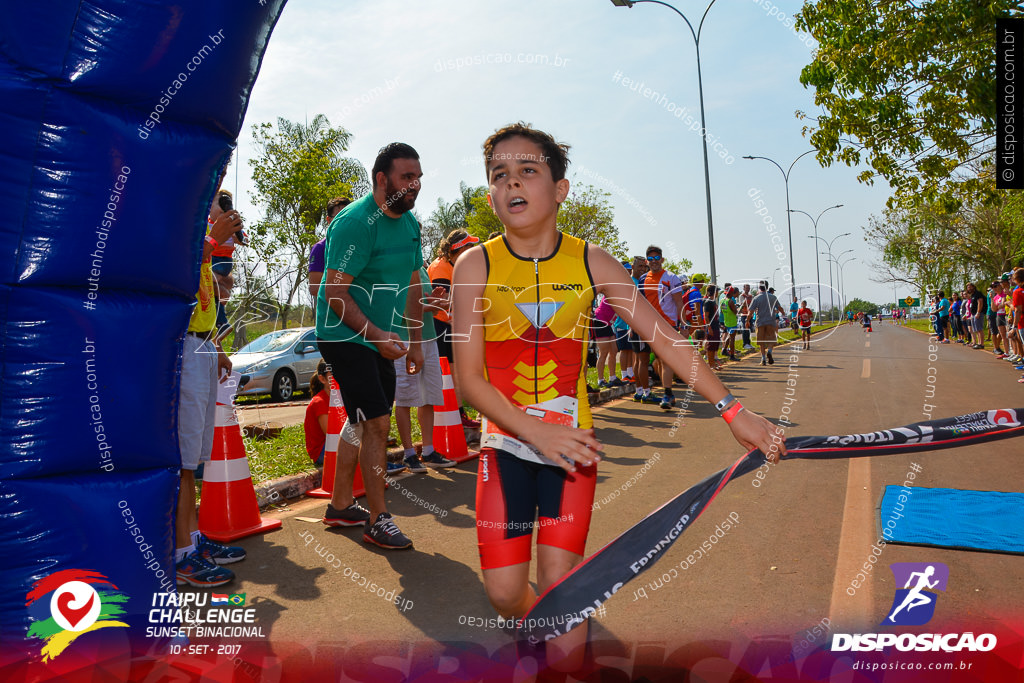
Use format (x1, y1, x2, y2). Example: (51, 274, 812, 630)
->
(884, 562, 948, 626)
(832, 562, 997, 653)
(25, 569, 129, 661)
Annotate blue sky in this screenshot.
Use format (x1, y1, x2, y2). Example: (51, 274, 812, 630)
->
(226, 0, 901, 308)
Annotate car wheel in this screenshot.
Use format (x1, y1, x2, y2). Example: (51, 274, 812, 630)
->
(271, 369, 296, 402)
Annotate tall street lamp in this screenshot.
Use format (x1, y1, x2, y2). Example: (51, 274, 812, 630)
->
(611, 0, 721, 285)
(743, 150, 816, 305)
(812, 232, 851, 321)
(835, 255, 856, 313)
(821, 246, 853, 321)
(789, 205, 843, 321)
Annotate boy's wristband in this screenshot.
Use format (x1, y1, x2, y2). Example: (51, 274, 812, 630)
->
(722, 402, 744, 424)
(714, 393, 736, 413)
(206, 235, 219, 249)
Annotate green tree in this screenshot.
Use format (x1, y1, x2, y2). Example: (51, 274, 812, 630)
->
(661, 259, 694, 277)
(464, 194, 505, 241)
(557, 184, 628, 259)
(248, 115, 360, 326)
(845, 298, 879, 316)
(795, 0, 1019, 206)
(867, 182, 1024, 294)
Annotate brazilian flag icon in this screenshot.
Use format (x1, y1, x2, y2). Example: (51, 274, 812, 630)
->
(228, 593, 246, 606)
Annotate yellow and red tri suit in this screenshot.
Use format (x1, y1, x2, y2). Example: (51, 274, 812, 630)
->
(475, 233, 599, 569)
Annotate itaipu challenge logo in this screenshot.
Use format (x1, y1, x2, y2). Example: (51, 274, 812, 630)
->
(25, 569, 129, 661)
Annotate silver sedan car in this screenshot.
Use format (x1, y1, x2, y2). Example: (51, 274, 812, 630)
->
(230, 327, 322, 401)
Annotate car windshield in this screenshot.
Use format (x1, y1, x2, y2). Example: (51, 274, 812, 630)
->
(236, 329, 304, 354)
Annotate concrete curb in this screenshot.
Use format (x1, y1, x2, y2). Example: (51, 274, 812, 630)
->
(252, 384, 634, 509)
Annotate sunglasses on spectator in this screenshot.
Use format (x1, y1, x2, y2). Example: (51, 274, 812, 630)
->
(646, 255, 662, 261)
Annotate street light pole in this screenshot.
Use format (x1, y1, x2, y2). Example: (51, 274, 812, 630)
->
(743, 150, 815, 307)
(790, 205, 843, 321)
(836, 255, 856, 313)
(611, 0, 721, 285)
(824, 246, 852, 320)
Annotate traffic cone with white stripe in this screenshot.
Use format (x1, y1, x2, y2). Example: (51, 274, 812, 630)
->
(199, 373, 282, 542)
(306, 377, 369, 499)
(432, 357, 472, 463)
(307, 377, 348, 498)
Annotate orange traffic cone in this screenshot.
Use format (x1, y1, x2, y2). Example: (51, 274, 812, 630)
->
(307, 378, 345, 498)
(306, 378, 370, 499)
(433, 357, 473, 463)
(199, 373, 282, 542)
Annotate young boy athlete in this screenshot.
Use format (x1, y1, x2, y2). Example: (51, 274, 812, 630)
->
(451, 123, 785, 672)
(797, 300, 813, 350)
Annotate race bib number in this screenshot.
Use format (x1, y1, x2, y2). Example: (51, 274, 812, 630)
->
(480, 396, 578, 467)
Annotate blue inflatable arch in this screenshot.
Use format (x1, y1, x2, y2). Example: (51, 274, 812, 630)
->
(1, 0, 288, 656)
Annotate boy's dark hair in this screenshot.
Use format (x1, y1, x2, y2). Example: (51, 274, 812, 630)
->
(483, 122, 570, 181)
(645, 245, 663, 257)
(326, 196, 351, 219)
(371, 143, 419, 188)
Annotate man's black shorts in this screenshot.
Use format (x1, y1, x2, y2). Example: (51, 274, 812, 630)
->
(317, 340, 395, 423)
(433, 317, 454, 364)
(628, 330, 650, 353)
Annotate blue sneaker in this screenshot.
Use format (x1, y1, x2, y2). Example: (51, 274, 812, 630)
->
(176, 551, 234, 587)
(608, 377, 625, 387)
(633, 391, 643, 402)
(660, 396, 676, 410)
(197, 534, 246, 565)
(386, 461, 408, 475)
(640, 393, 659, 405)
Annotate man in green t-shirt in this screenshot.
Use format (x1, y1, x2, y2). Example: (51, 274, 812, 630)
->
(316, 142, 425, 550)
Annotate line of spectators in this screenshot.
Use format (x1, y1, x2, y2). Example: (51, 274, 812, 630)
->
(927, 269, 1024, 379)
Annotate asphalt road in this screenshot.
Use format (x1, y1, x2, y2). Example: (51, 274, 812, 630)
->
(190, 321, 1024, 679)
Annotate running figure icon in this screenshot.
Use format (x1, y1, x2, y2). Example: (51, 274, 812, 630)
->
(887, 565, 939, 622)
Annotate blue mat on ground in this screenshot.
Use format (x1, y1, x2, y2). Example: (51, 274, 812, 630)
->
(877, 486, 1024, 555)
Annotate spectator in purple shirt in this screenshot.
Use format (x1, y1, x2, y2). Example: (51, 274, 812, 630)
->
(309, 197, 353, 315)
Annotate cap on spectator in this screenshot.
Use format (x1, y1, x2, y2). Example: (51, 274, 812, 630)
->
(1001, 272, 1011, 281)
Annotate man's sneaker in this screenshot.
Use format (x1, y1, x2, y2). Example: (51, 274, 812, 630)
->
(364, 512, 413, 549)
(767, 353, 775, 365)
(760, 358, 767, 366)
(598, 379, 609, 388)
(640, 393, 659, 405)
(323, 502, 371, 527)
(461, 414, 481, 430)
(587, 384, 599, 394)
(403, 455, 428, 473)
(176, 551, 233, 587)
(633, 391, 643, 402)
(659, 396, 676, 410)
(608, 377, 625, 387)
(421, 451, 456, 468)
(386, 461, 408, 475)
(743, 344, 754, 350)
(196, 534, 246, 565)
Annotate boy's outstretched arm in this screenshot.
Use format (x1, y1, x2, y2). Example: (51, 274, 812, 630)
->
(589, 245, 785, 462)
(451, 247, 601, 472)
